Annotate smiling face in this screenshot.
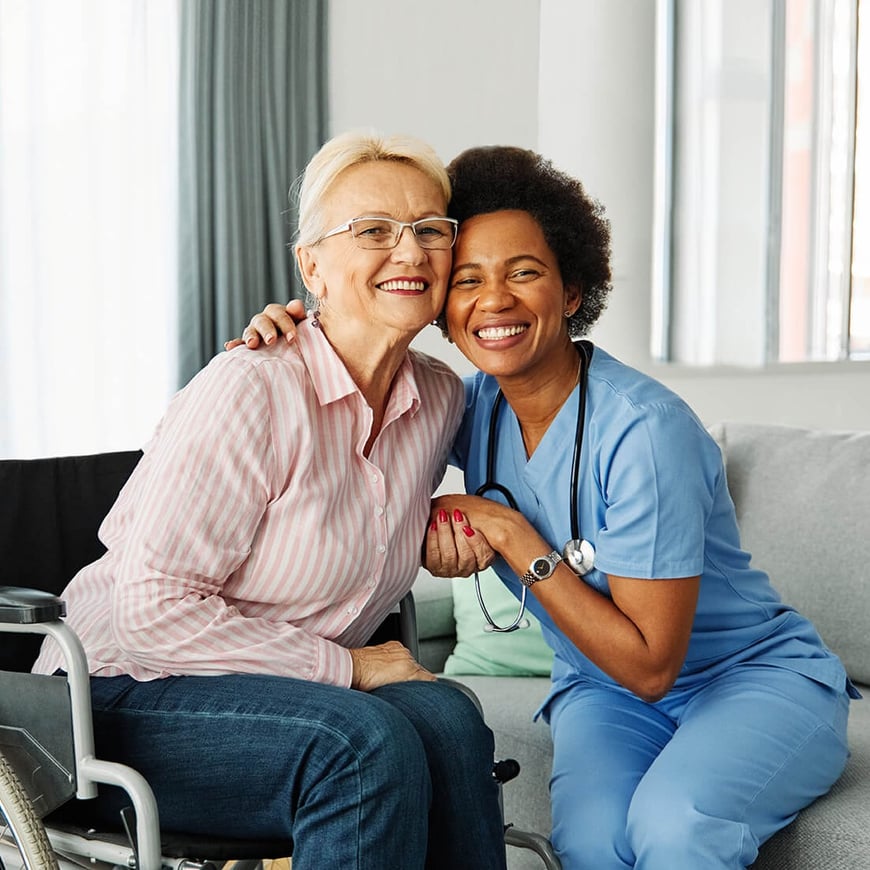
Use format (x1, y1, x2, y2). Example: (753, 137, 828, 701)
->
(445, 209, 580, 381)
(296, 160, 453, 339)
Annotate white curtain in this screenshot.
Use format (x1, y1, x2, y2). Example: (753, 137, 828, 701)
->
(0, 0, 179, 458)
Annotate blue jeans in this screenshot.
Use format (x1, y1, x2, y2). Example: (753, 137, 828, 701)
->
(83, 673, 506, 870)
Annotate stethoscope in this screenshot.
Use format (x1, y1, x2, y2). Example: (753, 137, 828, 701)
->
(474, 340, 596, 633)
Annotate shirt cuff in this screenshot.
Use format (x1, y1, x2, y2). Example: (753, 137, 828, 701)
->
(310, 635, 354, 688)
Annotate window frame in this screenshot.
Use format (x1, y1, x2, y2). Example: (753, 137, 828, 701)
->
(652, 0, 864, 366)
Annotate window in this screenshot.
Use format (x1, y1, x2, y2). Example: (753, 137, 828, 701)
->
(0, 0, 179, 458)
(654, 0, 868, 365)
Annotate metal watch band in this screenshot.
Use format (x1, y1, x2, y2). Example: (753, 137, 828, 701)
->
(520, 550, 562, 587)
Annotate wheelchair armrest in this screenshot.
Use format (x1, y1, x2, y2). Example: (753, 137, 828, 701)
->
(0, 589, 100, 803)
(398, 590, 419, 662)
(0, 586, 66, 624)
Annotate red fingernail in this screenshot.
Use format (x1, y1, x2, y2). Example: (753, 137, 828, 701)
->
(454, 509, 463, 522)
(463, 526, 474, 537)
(438, 509, 448, 523)
(430, 520, 438, 532)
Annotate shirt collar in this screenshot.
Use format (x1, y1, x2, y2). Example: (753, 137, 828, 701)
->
(296, 316, 422, 419)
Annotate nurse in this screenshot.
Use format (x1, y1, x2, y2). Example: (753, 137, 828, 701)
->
(426, 145, 857, 870)
(236, 144, 856, 870)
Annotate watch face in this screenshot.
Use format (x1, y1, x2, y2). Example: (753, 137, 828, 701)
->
(533, 558, 551, 577)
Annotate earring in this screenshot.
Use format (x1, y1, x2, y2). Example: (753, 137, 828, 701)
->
(312, 300, 322, 329)
(564, 309, 572, 318)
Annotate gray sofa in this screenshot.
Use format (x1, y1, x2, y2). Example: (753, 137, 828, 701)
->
(414, 422, 870, 869)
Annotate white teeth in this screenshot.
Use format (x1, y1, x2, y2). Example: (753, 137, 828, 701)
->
(379, 279, 426, 291)
(477, 324, 527, 340)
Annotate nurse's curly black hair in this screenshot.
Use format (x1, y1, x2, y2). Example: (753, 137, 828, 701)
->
(441, 146, 612, 339)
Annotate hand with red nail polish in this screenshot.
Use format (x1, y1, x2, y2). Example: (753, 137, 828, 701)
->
(424, 495, 497, 578)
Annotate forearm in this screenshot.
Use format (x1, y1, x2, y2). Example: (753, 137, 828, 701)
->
(111, 571, 355, 684)
(483, 518, 649, 691)
(527, 568, 685, 701)
(455, 501, 694, 701)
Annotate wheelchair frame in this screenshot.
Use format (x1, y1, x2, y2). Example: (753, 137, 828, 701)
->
(0, 588, 561, 870)
(2, 603, 200, 870)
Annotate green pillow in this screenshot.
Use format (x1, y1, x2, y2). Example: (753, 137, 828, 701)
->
(443, 567, 554, 676)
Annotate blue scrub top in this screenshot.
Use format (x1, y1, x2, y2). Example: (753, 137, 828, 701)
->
(450, 345, 850, 699)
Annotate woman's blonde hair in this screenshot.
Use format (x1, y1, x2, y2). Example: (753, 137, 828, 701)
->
(293, 129, 451, 246)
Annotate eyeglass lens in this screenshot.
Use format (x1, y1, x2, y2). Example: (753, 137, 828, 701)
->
(350, 218, 456, 249)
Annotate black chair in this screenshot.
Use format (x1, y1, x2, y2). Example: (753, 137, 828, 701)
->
(0, 451, 560, 870)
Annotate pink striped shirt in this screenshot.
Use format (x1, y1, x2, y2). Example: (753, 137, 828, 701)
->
(33, 319, 464, 687)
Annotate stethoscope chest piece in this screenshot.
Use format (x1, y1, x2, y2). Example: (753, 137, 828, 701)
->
(562, 537, 595, 576)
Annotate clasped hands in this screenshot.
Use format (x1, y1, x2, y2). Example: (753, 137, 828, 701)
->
(424, 496, 498, 579)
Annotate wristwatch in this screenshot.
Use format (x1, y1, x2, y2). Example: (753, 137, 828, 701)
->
(520, 550, 562, 587)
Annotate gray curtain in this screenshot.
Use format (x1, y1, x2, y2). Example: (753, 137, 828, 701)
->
(178, 0, 328, 386)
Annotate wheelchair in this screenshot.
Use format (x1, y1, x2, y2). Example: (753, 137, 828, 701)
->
(0, 450, 560, 870)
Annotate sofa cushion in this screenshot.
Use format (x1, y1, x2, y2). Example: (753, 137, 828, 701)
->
(411, 570, 455, 641)
(444, 569, 554, 677)
(410, 571, 457, 672)
(709, 422, 870, 684)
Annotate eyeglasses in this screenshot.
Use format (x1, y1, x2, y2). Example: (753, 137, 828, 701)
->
(319, 216, 459, 250)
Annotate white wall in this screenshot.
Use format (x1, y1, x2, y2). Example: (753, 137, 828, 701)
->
(538, 0, 656, 368)
(328, 0, 540, 167)
(328, 0, 870, 431)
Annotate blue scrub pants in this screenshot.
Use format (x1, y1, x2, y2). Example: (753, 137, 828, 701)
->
(546, 665, 851, 869)
(82, 673, 506, 870)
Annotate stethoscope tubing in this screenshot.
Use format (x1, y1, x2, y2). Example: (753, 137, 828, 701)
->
(473, 342, 593, 633)
(472, 478, 531, 632)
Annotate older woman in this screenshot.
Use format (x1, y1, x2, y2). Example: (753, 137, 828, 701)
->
(243, 145, 855, 870)
(32, 131, 507, 870)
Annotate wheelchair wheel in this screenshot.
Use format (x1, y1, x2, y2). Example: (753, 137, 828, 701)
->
(0, 751, 58, 870)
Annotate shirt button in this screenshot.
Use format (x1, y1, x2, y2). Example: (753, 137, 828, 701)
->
(370, 472, 379, 482)
(347, 606, 359, 615)
(376, 544, 386, 554)
(374, 505, 385, 517)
